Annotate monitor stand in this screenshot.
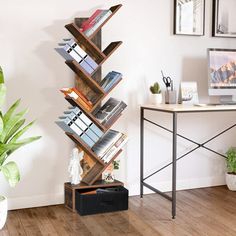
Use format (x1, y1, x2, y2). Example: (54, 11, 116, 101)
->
(219, 95, 236, 105)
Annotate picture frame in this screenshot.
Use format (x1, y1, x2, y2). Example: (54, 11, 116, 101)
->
(174, 0, 205, 36)
(180, 82, 199, 104)
(212, 0, 236, 38)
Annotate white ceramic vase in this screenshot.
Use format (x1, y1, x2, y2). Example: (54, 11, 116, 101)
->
(226, 173, 236, 191)
(150, 93, 162, 105)
(0, 196, 7, 230)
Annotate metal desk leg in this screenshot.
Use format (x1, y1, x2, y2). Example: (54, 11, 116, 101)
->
(140, 107, 144, 198)
(172, 112, 177, 219)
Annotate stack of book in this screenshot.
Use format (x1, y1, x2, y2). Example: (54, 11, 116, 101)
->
(55, 106, 104, 148)
(92, 130, 128, 163)
(60, 87, 93, 111)
(55, 38, 98, 74)
(80, 9, 112, 37)
(100, 71, 122, 93)
(92, 97, 127, 127)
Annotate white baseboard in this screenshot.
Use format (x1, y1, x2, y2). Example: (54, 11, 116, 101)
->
(128, 175, 226, 196)
(7, 193, 64, 210)
(7, 176, 226, 210)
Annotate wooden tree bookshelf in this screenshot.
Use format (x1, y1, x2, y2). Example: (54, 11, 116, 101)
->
(57, 4, 127, 212)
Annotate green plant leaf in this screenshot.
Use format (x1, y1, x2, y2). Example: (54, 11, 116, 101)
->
(0, 142, 26, 157)
(0, 116, 3, 136)
(7, 136, 41, 156)
(0, 66, 4, 84)
(3, 99, 21, 125)
(4, 119, 25, 143)
(10, 120, 35, 143)
(1, 108, 28, 143)
(0, 84, 6, 108)
(0, 161, 20, 187)
(0, 153, 7, 166)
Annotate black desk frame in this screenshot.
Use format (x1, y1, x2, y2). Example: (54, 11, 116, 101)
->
(140, 106, 236, 219)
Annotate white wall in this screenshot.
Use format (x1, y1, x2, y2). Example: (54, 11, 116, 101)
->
(0, 0, 235, 209)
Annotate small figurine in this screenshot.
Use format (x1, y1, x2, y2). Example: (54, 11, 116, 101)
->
(68, 147, 84, 185)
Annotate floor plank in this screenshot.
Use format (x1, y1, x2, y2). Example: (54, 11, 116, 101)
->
(1, 186, 236, 236)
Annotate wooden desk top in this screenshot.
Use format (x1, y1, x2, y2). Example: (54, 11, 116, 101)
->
(141, 104, 236, 113)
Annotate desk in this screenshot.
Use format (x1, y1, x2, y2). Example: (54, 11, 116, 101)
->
(140, 104, 236, 219)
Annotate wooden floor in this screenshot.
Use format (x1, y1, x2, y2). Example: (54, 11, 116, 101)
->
(1, 186, 236, 236)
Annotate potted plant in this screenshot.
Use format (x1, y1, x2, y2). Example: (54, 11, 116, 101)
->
(0, 67, 41, 229)
(225, 147, 236, 191)
(149, 82, 162, 104)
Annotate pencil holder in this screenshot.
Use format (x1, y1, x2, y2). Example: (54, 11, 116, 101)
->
(165, 90, 176, 104)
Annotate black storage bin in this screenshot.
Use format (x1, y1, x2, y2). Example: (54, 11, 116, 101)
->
(75, 186, 128, 215)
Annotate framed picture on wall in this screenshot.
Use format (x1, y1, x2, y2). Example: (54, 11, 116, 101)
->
(212, 0, 236, 37)
(174, 0, 205, 36)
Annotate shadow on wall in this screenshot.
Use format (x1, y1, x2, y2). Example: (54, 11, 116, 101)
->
(2, 8, 108, 197)
(181, 57, 208, 102)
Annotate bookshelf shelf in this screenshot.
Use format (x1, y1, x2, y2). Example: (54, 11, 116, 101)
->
(56, 4, 127, 213)
(65, 132, 105, 165)
(82, 149, 122, 185)
(103, 41, 123, 58)
(65, 60, 105, 95)
(86, 4, 122, 40)
(65, 23, 105, 63)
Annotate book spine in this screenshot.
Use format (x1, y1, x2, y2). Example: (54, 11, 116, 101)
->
(67, 39, 87, 58)
(81, 10, 109, 32)
(102, 102, 126, 125)
(79, 60, 94, 74)
(104, 76, 122, 93)
(84, 55, 98, 70)
(84, 128, 100, 142)
(80, 133, 95, 147)
(89, 123, 104, 138)
(84, 10, 112, 37)
(80, 9, 103, 30)
(102, 135, 128, 163)
(64, 45, 82, 62)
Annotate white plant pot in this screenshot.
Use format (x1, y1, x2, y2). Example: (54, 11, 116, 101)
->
(0, 196, 7, 230)
(150, 93, 162, 105)
(226, 173, 236, 191)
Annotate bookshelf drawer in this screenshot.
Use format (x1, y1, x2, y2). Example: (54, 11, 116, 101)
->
(75, 186, 128, 215)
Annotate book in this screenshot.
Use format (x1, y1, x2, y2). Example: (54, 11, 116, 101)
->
(60, 87, 93, 110)
(55, 117, 83, 136)
(83, 10, 112, 37)
(92, 130, 123, 158)
(92, 97, 127, 126)
(55, 45, 94, 74)
(80, 9, 103, 31)
(60, 39, 98, 71)
(67, 107, 92, 126)
(84, 55, 98, 70)
(55, 45, 82, 62)
(56, 115, 96, 147)
(102, 134, 128, 163)
(100, 71, 122, 93)
(65, 106, 104, 139)
(79, 59, 94, 75)
(62, 39, 87, 58)
(80, 133, 95, 147)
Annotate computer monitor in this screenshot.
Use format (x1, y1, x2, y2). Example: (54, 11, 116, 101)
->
(208, 48, 236, 104)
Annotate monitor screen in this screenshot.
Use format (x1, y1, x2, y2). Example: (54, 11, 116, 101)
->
(208, 48, 236, 89)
